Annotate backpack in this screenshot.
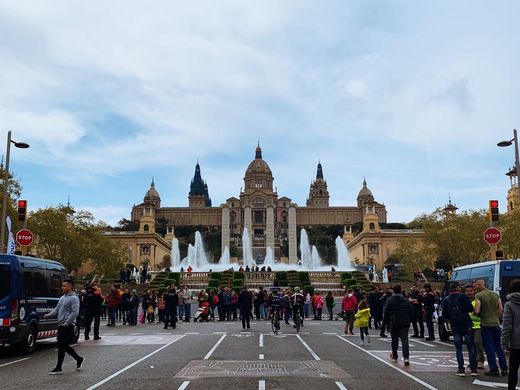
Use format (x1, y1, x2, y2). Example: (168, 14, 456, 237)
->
(213, 295, 219, 305)
(446, 294, 470, 329)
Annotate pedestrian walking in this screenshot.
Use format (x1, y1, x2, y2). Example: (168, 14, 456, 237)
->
(408, 284, 424, 338)
(83, 282, 103, 340)
(422, 283, 436, 341)
(354, 299, 370, 346)
(474, 279, 508, 377)
(44, 280, 85, 374)
(163, 288, 179, 329)
(383, 285, 412, 365)
(466, 284, 486, 369)
(502, 279, 520, 390)
(326, 291, 335, 321)
(342, 289, 358, 335)
(238, 287, 253, 330)
(442, 282, 478, 377)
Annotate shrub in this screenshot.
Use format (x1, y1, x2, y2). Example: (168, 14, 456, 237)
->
(275, 271, 287, 281)
(299, 272, 310, 283)
(233, 272, 245, 280)
(168, 272, 181, 283)
(303, 285, 314, 295)
(163, 278, 176, 287)
(341, 272, 352, 280)
(233, 279, 244, 288)
(210, 272, 222, 280)
(208, 279, 220, 289)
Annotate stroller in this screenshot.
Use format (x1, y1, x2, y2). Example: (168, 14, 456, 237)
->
(193, 301, 210, 322)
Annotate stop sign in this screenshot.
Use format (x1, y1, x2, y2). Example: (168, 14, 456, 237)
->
(16, 229, 33, 246)
(483, 227, 502, 245)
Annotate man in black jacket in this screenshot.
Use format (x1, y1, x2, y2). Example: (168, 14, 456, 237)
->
(83, 283, 103, 340)
(383, 284, 413, 365)
(164, 288, 179, 329)
(238, 287, 253, 330)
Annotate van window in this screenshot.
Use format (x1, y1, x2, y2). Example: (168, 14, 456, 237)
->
(451, 268, 471, 285)
(0, 265, 9, 300)
(470, 265, 496, 290)
(23, 270, 49, 297)
(49, 272, 63, 297)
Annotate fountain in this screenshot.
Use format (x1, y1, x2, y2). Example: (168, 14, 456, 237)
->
(220, 246, 230, 267)
(264, 247, 275, 267)
(171, 238, 180, 270)
(242, 227, 254, 268)
(299, 229, 312, 269)
(335, 236, 353, 270)
(311, 245, 321, 268)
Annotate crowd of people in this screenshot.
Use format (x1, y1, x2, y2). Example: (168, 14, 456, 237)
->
(77, 277, 520, 389)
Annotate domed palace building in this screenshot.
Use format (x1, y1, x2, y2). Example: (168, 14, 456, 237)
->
(129, 145, 387, 266)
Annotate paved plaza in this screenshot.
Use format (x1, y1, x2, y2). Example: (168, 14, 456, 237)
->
(0, 319, 512, 390)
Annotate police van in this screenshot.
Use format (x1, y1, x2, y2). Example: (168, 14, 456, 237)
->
(437, 260, 520, 341)
(0, 254, 80, 354)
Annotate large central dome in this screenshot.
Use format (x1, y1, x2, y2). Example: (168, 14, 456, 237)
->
(243, 144, 274, 192)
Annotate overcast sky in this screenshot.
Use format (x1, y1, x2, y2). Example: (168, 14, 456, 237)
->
(1, 1, 518, 226)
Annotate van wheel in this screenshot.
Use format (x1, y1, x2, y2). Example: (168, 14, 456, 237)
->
(17, 326, 37, 355)
(438, 319, 450, 342)
(71, 324, 80, 344)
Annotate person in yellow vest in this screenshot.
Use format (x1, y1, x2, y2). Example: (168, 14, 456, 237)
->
(466, 284, 485, 369)
(354, 299, 371, 346)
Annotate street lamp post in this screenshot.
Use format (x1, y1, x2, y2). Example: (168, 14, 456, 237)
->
(498, 129, 520, 190)
(1, 130, 30, 253)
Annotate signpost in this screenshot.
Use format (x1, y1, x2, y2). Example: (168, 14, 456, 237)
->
(16, 229, 33, 246)
(483, 227, 502, 245)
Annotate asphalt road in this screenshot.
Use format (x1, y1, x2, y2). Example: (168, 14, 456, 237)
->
(0, 318, 513, 390)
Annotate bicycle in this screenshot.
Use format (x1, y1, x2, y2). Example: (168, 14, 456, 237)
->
(271, 310, 280, 335)
(294, 309, 301, 333)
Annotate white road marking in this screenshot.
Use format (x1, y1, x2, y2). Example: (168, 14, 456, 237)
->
(473, 379, 520, 388)
(0, 358, 29, 368)
(203, 334, 227, 360)
(296, 334, 320, 360)
(178, 381, 190, 390)
(259, 380, 266, 390)
(85, 335, 186, 390)
(185, 332, 200, 335)
(337, 335, 438, 390)
(259, 333, 264, 348)
(335, 381, 348, 390)
(259, 354, 264, 360)
(212, 331, 227, 334)
(378, 338, 415, 347)
(433, 340, 452, 347)
(412, 339, 436, 347)
(323, 332, 338, 335)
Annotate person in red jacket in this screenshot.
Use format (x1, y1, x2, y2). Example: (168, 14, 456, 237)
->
(342, 289, 358, 335)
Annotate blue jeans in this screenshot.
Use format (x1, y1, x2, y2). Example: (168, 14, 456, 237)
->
(108, 307, 117, 326)
(184, 303, 191, 321)
(453, 329, 477, 370)
(259, 303, 266, 319)
(304, 303, 310, 319)
(482, 326, 508, 371)
(178, 304, 185, 319)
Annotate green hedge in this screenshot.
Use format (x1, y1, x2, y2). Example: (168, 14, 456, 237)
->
(163, 278, 176, 287)
(299, 272, 310, 284)
(304, 285, 314, 295)
(210, 272, 222, 280)
(233, 272, 245, 280)
(233, 279, 244, 287)
(275, 271, 287, 281)
(168, 272, 181, 283)
(341, 272, 352, 280)
(208, 279, 220, 289)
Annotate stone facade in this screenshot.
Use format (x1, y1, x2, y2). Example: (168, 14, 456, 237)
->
(131, 145, 388, 262)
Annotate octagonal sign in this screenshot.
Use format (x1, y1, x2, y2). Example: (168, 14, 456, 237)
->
(16, 229, 33, 246)
(483, 227, 502, 245)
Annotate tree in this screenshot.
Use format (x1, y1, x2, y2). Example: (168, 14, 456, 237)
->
(498, 209, 520, 259)
(113, 218, 139, 231)
(394, 208, 490, 272)
(161, 254, 172, 269)
(392, 237, 436, 276)
(27, 205, 125, 276)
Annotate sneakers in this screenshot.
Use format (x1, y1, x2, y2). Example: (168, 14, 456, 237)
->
(361, 340, 365, 346)
(76, 357, 85, 371)
(367, 336, 371, 344)
(501, 369, 508, 377)
(484, 370, 500, 377)
(49, 368, 62, 375)
(477, 362, 485, 369)
(389, 354, 398, 362)
(84, 335, 90, 340)
(470, 369, 478, 377)
(410, 334, 419, 338)
(456, 368, 465, 377)
(425, 337, 435, 341)
(94, 336, 101, 340)
(404, 359, 410, 366)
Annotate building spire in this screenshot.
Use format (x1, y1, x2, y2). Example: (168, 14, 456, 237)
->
(255, 142, 262, 159)
(316, 161, 324, 180)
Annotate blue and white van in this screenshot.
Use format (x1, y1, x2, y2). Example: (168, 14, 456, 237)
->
(0, 254, 80, 354)
(437, 260, 520, 341)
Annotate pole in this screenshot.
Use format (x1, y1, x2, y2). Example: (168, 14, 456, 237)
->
(514, 129, 520, 190)
(0, 130, 12, 253)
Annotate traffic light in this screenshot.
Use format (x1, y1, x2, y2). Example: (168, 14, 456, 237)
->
(489, 200, 499, 222)
(17, 200, 27, 222)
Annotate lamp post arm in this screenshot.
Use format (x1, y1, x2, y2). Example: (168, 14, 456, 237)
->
(0, 130, 12, 253)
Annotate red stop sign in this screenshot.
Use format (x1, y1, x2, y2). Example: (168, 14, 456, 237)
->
(16, 229, 33, 246)
(483, 227, 502, 245)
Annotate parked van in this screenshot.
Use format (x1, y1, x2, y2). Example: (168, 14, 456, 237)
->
(437, 260, 520, 341)
(0, 254, 80, 354)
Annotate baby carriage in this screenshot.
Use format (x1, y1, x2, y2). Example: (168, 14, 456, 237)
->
(193, 301, 210, 322)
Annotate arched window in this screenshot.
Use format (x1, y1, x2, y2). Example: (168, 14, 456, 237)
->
(369, 223, 375, 230)
(143, 224, 149, 232)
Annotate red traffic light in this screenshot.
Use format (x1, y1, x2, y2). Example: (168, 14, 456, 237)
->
(490, 200, 499, 208)
(17, 200, 27, 208)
